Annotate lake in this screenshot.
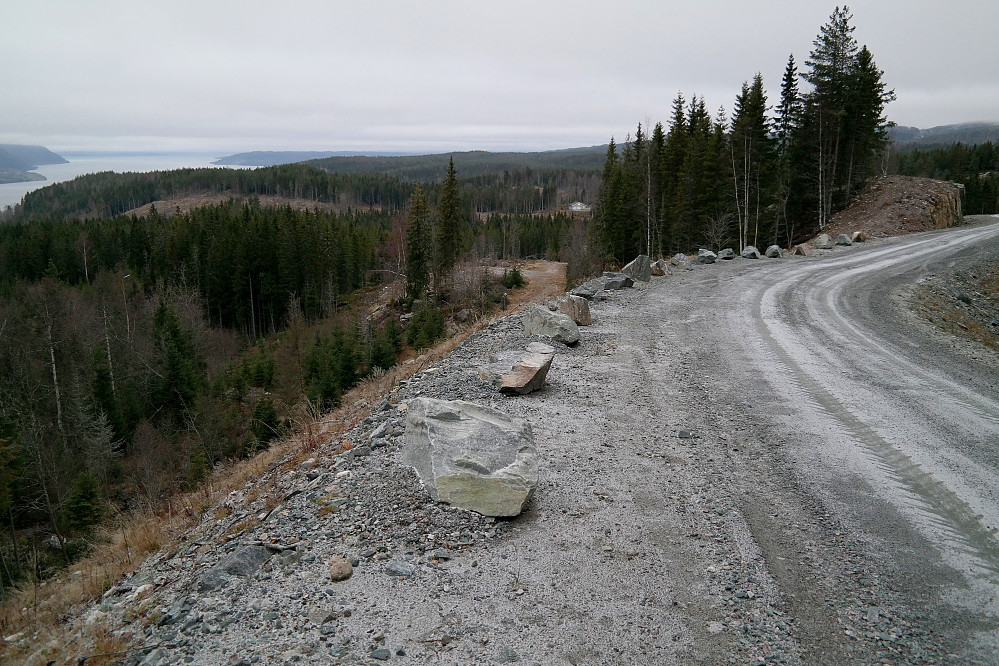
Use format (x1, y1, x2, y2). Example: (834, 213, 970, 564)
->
(0, 152, 225, 210)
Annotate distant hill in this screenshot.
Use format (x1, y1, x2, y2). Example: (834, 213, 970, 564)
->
(305, 146, 608, 181)
(0, 144, 67, 184)
(890, 123, 999, 150)
(0, 144, 67, 169)
(212, 150, 418, 166)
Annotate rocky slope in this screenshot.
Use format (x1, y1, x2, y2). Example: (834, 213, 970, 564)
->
(824, 175, 964, 239)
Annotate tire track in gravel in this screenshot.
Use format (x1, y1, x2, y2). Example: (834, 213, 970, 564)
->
(663, 220, 999, 663)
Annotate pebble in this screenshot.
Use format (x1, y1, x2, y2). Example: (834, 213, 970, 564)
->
(328, 556, 353, 582)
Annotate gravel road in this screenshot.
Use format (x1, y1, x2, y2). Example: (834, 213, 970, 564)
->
(666, 216, 999, 664)
(85, 218, 999, 666)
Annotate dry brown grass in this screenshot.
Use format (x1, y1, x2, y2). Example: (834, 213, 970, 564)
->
(0, 260, 566, 664)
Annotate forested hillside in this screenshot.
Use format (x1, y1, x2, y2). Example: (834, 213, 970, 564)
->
(305, 146, 606, 180)
(0, 143, 603, 593)
(890, 122, 999, 149)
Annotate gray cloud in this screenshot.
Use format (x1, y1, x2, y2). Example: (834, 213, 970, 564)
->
(2, 0, 996, 153)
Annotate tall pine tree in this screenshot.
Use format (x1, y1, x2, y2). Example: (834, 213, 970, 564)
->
(433, 157, 463, 295)
(405, 185, 431, 301)
(730, 74, 774, 250)
(802, 5, 859, 227)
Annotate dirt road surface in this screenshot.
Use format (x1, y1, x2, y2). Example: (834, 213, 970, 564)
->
(364, 216, 999, 664)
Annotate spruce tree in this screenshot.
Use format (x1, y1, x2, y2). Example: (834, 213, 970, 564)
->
(775, 54, 803, 245)
(730, 74, 774, 250)
(596, 139, 622, 261)
(800, 6, 894, 226)
(802, 5, 860, 227)
(434, 157, 463, 296)
(662, 94, 689, 252)
(842, 45, 896, 196)
(405, 184, 431, 301)
(61, 471, 102, 533)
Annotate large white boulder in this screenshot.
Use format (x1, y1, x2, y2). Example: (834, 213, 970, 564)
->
(813, 233, 834, 249)
(522, 304, 580, 345)
(621, 255, 652, 282)
(692, 249, 717, 264)
(555, 294, 592, 326)
(403, 398, 538, 517)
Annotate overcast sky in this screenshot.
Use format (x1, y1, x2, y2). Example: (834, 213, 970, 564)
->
(2, 0, 997, 155)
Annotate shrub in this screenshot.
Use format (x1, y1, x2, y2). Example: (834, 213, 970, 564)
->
(407, 306, 446, 350)
(251, 396, 280, 444)
(61, 472, 102, 533)
(502, 266, 526, 289)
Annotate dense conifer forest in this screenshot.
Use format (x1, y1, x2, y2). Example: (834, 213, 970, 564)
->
(0, 152, 596, 592)
(894, 142, 999, 215)
(594, 6, 897, 262)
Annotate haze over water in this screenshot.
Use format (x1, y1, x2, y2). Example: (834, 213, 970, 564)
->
(0, 152, 222, 210)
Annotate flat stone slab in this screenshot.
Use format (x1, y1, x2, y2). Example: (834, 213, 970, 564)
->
(602, 272, 635, 290)
(479, 343, 556, 395)
(569, 277, 606, 301)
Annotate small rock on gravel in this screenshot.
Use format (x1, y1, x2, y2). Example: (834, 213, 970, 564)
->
(328, 557, 353, 582)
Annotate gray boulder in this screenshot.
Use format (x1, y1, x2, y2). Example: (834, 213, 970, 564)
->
(741, 245, 761, 259)
(479, 343, 556, 395)
(671, 252, 691, 266)
(765, 245, 783, 258)
(569, 277, 606, 301)
(522, 304, 580, 345)
(718, 248, 736, 260)
(651, 258, 670, 276)
(403, 398, 538, 517)
(621, 255, 652, 282)
(813, 233, 834, 249)
(197, 567, 228, 592)
(555, 294, 592, 326)
(222, 545, 271, 577)
(602, 272, 634, 290)
(835, 233, 853, 246)
(692, 249, 717, 265)
(198, 545, 272, 592)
